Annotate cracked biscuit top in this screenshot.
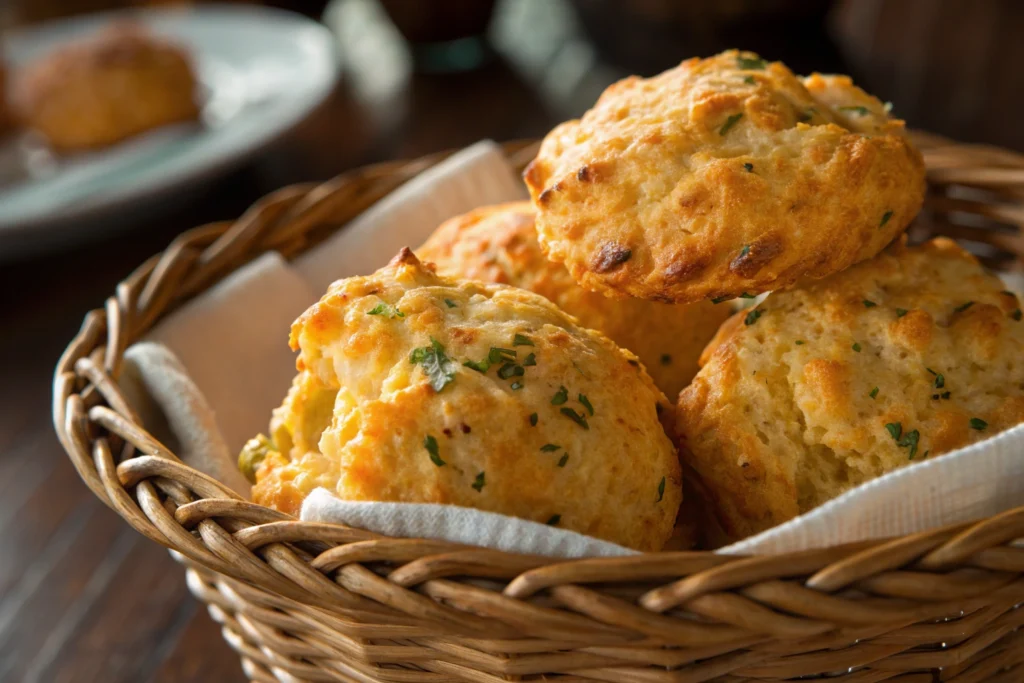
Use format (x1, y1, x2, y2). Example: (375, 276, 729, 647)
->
(675, 237, 1024, 541)
(524, 50, 926, 304)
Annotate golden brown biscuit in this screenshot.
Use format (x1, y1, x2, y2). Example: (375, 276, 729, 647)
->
(417, 202, 731, 399)
(524, 50, 926, 304)
(250, 249, 682, 551)
(676, 238, 1024, 541)
(12, 22, 199, 151)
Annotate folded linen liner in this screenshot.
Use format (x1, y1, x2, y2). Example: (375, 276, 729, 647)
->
(119, 141, 1024, 558)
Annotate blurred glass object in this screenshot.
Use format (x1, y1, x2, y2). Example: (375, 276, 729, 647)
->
(377, 0, 497, 72)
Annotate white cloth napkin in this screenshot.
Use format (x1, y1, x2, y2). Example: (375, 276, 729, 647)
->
(120, 139, 1024, 558)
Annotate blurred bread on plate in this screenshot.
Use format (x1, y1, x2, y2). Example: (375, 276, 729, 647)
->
(676, 237, 1024, 541)
(524, 49, 925, 304)
(417, 201, 731, 399)
(244, 249, 683, 552)
(11, 21, 199, 151)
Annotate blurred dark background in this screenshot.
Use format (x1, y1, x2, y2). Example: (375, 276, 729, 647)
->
(2, 2, 1024, 681)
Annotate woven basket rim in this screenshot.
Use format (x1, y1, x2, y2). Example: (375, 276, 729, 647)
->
(50, 134, 1024, 678)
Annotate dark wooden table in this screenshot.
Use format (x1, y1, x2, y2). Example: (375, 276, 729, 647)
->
(4, 0, 1023, 680)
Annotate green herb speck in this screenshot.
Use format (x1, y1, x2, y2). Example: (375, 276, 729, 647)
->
(719, 113, 743, 136)
(955, 301, 975, 313)
(852, 342, 862, 352)
(795, 340, 805, 346)
(557, 454, 569, 468)
(488, 347, 516, 364)
(737, 55, 767, 70)
(739, 292, 756, 299)
(578, 393, 594, 416)
(523, 353, 537, 367)
(711, 296, 731, 304)
(463, 359, 490, 373)
(551, 386, 569, 405)
(424, 435, 445, 467)
(738, 244, 751, 259)
(885, 422, 902, 441)
(933, 373, 945, 389)
(497, 363, 524, 380)
(970, 418, 988, 431)
(560, 407, 590, 430)
(743, 75, 756, 85)
(839, 105, 870, 115)
(744, 162, 754, 172)
(656, 476, 666, 503)
(863, 300, 877, 308)
(540, 444, 561, 452)
(529, 413, 538, 426)
(444, 299, 457, 308)
(900, 429, 920, 459)
(510, 381, 524, 390)
(869, 386, 879, 399)
(880, 210, 894, 228)
(744, 309, 763, 326)
(546, 514, 561, 526)
(472, 471, 486, 492)
(410, 338, 457, 392)
(367, 302, 405, 318)
(896, 308, 909, 318)
(1012, 309, 1023, 321)
(513, 333, 534, 347)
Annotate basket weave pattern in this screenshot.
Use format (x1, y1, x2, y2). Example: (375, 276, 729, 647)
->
(54, 135, 1024, 682)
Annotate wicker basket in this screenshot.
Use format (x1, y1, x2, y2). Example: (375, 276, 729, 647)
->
(54, 134, 1024, 682)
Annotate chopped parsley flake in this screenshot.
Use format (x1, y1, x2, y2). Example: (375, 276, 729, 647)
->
(869, 386, 879, 399)
(744, 162, 754, 172)
(798, 110, 813, 123)
(852, 342, 862, 352)
(546, 514, 561, 526)
(711, 296, 730, 304)
(955, 301, 975, 313)
(933, 373, 945, 389)
(739, 244, 751, 259)
(719, 113, 743, 136)
(540, 443, 561, 452)
(941, 391, 951, 400)
(510, 381, 524, 390)
(424, 435, 445, 466)
(656, 476, 666, 503)
(523, 353, 537, 367)
(560, 407, 590, 430)
(488, 347, 516, 364)
(795, 340, 805, 346)
(737, 55, 767, 70)
(529, 413, 538, 426)
(896, 308, 909, 318)
(739, 292, 757, 299)
(880, 211, 894, 228)
(410, 338, 457, 392)
(557, 454, 569, 468)
(744, 309, 763, 326)
(970, 418, 988, 431)
(367, 303, 405, 318)
(839, 105, 870, 115)
(551, 386, 569, 405)
(863, 300, 877, 308)
(899, 429, 920, 459)
(886, 422, 902, 441)
(497, 363, 524, 380)
(743, 75, 756, 85)
(1012, 309, 1023, 321)
(444, 299, 457, 308)
(463, 359, 490, 373)
(513, 334, 534, 347)
(578, 393, 594, 416)
(472, 471, 486, 491)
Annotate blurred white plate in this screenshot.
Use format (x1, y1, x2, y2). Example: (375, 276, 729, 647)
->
(0, 4, 339, 257)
